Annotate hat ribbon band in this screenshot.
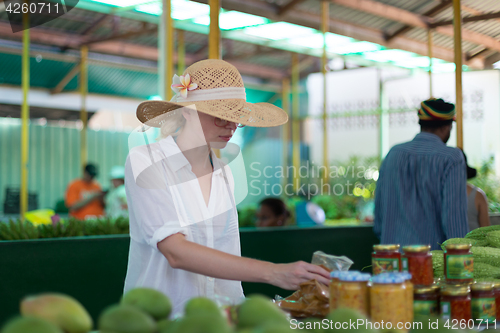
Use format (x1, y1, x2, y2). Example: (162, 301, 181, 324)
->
(171, 87, 246, 103)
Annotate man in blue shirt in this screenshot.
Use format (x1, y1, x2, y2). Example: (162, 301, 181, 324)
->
(374, 98, 468, 250)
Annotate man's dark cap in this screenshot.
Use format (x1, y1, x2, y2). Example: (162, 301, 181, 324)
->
(84, 164, 98, 177)
(418, 98, 456, 127)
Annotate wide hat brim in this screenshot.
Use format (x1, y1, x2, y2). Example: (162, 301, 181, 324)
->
(137, 99, 288, 128)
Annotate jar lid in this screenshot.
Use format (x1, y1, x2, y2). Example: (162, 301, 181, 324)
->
(371, 274, 405, 284)
(492, 281, 500, 288)
(373, 244, 400, 251)
(445, 243, 471, 250)
(330, 271, 348, 278)
(471, 282, 494, 291)
(414, 285, 439, 294)
(441, 285, 470, 296)
(403, 245, 431, 253)
(339, 272, 371, 282)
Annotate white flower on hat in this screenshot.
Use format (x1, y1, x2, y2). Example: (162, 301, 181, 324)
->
(171, 74, 198, 99)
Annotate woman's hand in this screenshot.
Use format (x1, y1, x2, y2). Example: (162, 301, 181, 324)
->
(269, 261, 331, 290)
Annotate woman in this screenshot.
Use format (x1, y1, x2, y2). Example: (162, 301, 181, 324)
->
(124, 59, 329, 317)
(461, 151, 490, 230)
(256, 198, 290, 227)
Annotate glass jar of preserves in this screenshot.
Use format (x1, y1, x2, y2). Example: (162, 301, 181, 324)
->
(370, 274, 408, 326)
(444, 243, 473, 284)
(396, 272, 414, 325)
(338, 272, 371, 316)
(471, 282, 496, 323)
(329, 271, 348, 311)
(402, 245, 434, 286)
(493, 282, 500, 321)
(440, 285, 471, 321)
(414, 285, 440, 317)
(372, 244, 401, 275)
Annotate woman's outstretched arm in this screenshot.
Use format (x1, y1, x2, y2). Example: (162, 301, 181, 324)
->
(158, 233, 331, 290)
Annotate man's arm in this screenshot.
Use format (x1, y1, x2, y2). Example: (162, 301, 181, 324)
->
(476, 188, 491, 227)
(441, 160, 469, 238)
(67, 192, 103, 211)
(158, 233, 331, 290)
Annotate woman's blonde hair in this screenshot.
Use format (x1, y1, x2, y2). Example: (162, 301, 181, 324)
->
(157, 108, 186, 140)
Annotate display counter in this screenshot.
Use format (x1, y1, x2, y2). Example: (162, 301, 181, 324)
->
(0, 224, 379, 323)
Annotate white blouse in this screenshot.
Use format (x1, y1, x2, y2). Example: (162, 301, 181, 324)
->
(123, 135, 244, 317)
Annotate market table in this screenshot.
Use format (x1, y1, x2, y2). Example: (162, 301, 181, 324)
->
(0, 224, 378, 324)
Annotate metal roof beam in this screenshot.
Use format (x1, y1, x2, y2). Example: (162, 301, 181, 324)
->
(385, 1, 452, 41)
(330, 0, 500, 54)
(81, 27, 158, 46)
(430, 11, 500, 28)
(51, 64, 81, 95)
(277, 0, 307, 16)
(191, 0, 485, 68)
(466, 48, 489, 61)
(330, 0, 429, 29)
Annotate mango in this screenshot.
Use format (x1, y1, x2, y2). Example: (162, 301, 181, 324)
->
(121, 288, 172, 320)
(20, 293, 92, 333)
(172, 314, 231, 333)
(1, 316, 63, 333)
(237, 295, 288, 329)
(98, 304, 156, 333)
(326, 307, 372, 332)
(184, 297, 222, 317)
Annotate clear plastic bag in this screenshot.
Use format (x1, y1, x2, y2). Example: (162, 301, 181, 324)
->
(311, 250, 354, 271)
(276, 251, 354, 317)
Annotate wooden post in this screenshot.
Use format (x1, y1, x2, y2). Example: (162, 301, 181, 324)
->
(292, 53, 300, 192)
(177, 29, 185, 75)
(282, 78, 290, 189)
(453, 0, 463, 149)
(80, 46, 88, 170)
(209, 0, 221, 59)
(428, 29, 433, 98)
(20, 8, 30, 219)
(321, 0, 329, 191)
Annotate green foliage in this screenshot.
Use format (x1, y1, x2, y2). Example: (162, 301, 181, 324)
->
(468, 156, 500, 213)
(0, 217, 129, 241)
(237, 204, 258, 228)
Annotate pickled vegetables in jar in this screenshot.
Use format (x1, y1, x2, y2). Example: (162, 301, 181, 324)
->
(370, 274, 408, 326)
(400, 272, 414, 325)
(414, 285, 440, 317)
(402, 245, 434, 286)
(337, 272, 371, 316)
(444, 243, 473, 284)
(372, 244, 401, 275)
(471, 282, 496, 324)
(329, 271, 348, 311)
(440, 285, 471, 321)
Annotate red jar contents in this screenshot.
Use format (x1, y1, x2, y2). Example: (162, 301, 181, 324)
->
(494, 282, 500, 320)
(444, 243, 473, 284)
(440, 285, 471, 321)
(372, 244, 401, 275)
(414, 285, 440, 317)
(402, 245, 434, 286)
(471, 283, 496, 323)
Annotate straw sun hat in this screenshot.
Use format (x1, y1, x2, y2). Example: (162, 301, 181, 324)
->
(136, 59, 288, 128)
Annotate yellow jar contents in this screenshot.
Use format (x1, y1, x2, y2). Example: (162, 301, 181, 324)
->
(370, 274, 408, 326)
(401, 273, 414, 325)
(337, 272, 371, 316)
(329, 271, 347, 311)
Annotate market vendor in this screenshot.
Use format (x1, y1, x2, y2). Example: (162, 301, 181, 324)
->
(124, 59, 330, 317)
(374, 98, 468, 250)
(256, 197, 290, 227)
(65, 163, 105, 220)
(104, 166, 128, 218)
